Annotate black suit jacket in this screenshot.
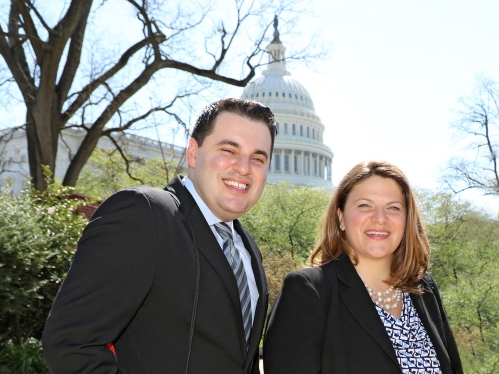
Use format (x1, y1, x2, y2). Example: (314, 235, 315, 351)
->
(263, 255, 462, 374)
(43, 176, 268, 373)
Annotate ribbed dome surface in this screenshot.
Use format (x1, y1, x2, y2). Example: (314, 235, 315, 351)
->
(241, 73, 315, 111)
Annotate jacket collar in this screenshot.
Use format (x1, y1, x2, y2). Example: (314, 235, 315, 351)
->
(335, 255, 400, 366)
(167, 176, 266, 366)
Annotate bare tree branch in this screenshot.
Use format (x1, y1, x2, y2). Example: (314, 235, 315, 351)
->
(444, 76, 499, 196)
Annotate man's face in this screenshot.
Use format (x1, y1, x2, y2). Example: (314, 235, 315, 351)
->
(186, 111, 272, 222)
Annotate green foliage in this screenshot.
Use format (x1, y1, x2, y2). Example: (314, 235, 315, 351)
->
(417, 189, 499, 373)
(0, 339, 48, 374)
(241, 183, 330, 262)
(0, 179, 87, 344)
(76, 148, 185, 199)
(240, 183, 330, 307)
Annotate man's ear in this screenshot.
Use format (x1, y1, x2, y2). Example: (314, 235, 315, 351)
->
(186, 138, 199, 168)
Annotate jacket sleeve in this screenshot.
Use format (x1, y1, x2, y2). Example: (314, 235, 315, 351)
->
(425, 274, 464, 374)
(263, 270, 326, 374)
(42, 188, 157, 374)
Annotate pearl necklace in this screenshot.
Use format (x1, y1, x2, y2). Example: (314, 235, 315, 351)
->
(365, 284, 402, 310)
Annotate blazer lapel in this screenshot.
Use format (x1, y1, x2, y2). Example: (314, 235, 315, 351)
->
(167, 177, 243, 326)
(410, 284, 453, 372)
(234, 220, 268, 368)
(336, 256, 400, 367)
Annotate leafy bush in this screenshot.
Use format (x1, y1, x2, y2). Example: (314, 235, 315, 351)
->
(0, 339, 48, 374)
(241, 183, 330, 307)
(0, 180, 87, 343)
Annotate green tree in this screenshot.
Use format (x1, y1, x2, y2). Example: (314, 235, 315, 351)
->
(240, 183, 330, 306)
(417, 189, 499, 373)
(0, 178, 87, 344)
(76, 148, 186, 199)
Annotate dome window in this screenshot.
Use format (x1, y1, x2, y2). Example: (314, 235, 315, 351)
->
(256, 93, 259, 97)
(300, 96, 303, 100)
(307, 127, 310, 138)
(295, 94, 298, 99)
(276, 123, 279, 132)
(251, 94, 254, 98)
(284, 155, 289, 172)
(282, 92, 285, 97)
(269, 92, 271, 97)
(284, 123, 288, 135)
(300, 125, 303, 137)
(275, 154, 281, 172)
(289, 93, 291, 98)
(292, 124, 296, 135)
(262, 92, 265, 97)
(276, 92, 279, 97)
(313, 128, 315, 139)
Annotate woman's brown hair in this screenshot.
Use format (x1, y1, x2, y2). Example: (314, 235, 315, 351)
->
(310, 160, 430, 293)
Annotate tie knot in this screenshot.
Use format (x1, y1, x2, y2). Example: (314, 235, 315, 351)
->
(214, 222, 233, 241)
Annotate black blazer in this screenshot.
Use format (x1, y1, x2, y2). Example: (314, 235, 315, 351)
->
(263, 255, 462, 374)
(43, 176, 268, 373)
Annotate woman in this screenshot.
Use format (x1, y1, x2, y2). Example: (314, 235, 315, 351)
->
(263, 161, 462, 374)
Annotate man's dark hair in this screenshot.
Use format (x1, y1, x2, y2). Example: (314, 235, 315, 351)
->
(191, 98, 277, 158)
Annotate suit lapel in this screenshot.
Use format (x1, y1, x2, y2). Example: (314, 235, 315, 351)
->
(336, 256, 399, 367)
(167, 177, 243, 326)
(235, 220, 268, 368)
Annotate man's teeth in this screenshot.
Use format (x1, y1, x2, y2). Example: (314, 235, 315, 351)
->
(224, 180, 248, 190)
(366, 231, 389, 236)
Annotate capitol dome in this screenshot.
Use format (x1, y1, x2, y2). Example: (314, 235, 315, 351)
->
(241, 18, 333, 190)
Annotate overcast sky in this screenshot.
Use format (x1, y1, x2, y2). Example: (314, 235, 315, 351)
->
(228, 0, 499, 215)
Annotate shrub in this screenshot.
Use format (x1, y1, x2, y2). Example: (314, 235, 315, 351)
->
(0, 181, 87, 343)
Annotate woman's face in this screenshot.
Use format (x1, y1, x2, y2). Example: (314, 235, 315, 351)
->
(337, 176, 406, 264)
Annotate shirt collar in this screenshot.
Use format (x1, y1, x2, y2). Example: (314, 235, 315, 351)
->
(183, 176, 233, 228)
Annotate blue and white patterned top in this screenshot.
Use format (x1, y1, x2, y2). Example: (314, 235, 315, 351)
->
(375, 292, 442, 373)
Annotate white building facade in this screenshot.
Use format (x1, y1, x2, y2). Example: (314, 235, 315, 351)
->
(0, 128, 186, 193)
(240, 21, 334, 190)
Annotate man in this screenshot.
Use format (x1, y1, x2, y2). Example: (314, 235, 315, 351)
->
(42, 98, 276, 373)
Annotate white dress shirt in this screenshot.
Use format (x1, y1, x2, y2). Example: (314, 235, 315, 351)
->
(183, 177, 259, 323)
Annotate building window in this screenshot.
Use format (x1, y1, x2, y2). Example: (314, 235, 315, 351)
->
(314, 159, 317, 176)
(275, 154, 281, 172)
(276, 92, 279, 97)
(301, 96, 303, 100)
(307, 127, 310, 138)
(289, 93, 292, 98)
(262, 92, 265, 97)
(294, 155, 298, 173)
(269, 92, 271, 97)
(300, 125, 303, 136)
(312, 128, 315, 139)
(256, 93, 259, 97)
(251, 94, 254, 98)
(295, 94, 298, 99)
(284, 155, 289, 172)
(276, 123, 279, 132)
(292, 124, 296, 135)
(282, 92, 285, 97)
(284, 123, 288, 134)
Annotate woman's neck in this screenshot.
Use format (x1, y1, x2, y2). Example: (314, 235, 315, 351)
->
(354, 257, 392, 291)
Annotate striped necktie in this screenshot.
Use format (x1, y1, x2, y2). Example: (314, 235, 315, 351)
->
(214, 222, 253, 348)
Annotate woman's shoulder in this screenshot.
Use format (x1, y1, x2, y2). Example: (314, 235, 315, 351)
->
(288, 261, 338, 282)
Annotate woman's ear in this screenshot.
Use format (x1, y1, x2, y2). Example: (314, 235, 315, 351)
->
(337, 208, 345, 231)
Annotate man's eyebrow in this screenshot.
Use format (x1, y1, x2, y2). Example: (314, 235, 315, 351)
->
(216, 139, 269, 160)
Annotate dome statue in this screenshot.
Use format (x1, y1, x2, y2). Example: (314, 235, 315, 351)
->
(241, 17, 333, 190)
